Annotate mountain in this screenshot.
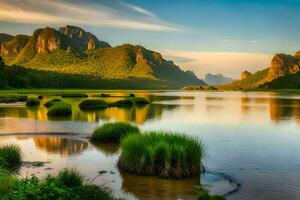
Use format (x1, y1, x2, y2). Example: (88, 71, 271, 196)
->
(204, 73, 233, 85)
(218, 52, 300, 90)
(0, 25, 205, 89)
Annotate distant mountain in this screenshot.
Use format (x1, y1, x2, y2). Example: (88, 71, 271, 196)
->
(204, 73, 233, 85)
(218, 52, 300, 90)
(0, 25, 205, 89)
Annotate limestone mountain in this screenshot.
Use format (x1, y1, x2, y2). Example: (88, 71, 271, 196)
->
(218, 52, 300, 90)
(204, 73, 233, 85)
(0, 25, 205, 88)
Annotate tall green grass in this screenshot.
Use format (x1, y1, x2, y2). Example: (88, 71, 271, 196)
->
(47, 103, 72, 116)
(57, 169, 83, 187)
(118, 131, 204, 179)
(90, 122, 140, 143)
(0, 169, 15, 198)
(25, 98, 40, 106)
(0, 144, 22, 169)
(44, 98, 62, 108)
(79, 99, 110, 110)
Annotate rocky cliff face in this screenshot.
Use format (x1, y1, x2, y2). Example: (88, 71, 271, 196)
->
(241, 70, 252, 80)
(264, 53, 300, 82)
(0, 25, 110, 59)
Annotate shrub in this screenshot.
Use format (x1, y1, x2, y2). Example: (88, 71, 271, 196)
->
(90, 122, 140, 143)
(118, 131, 204, 179)
(47, 104, 72, 116)
(0, 171, 15, 198)
(0, 144, 22, 169)
(113, 99, 134, 107)
(25, 98, 40, 106)
(129, 93, 135, 97)
(44, 98, 62, 108)
(100, 93, 111, 97)
(61, 94, 88, 98)
(57, 169, 83, 187)
(79, 99, 110, 110)
(38, 95, 44, 100)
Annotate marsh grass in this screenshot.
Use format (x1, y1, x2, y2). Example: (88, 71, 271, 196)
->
(113, 99, 134, 107)
(0, 95, 28, 103)
(0, 144, 22, 169)
(57, 169, 83, 187)
(0, 168, 119, 200)
(47, 103, 72, 116)
(195, 185, 226, 200)
(90, 122, 140, 143)
(79, 99, 110, 110)
(44, 98, 62, 108)
(118, 131, 204, 179)
(25, 98, 40, 106)
(125, 97, 149, 105)
(61, 93, 88, 98)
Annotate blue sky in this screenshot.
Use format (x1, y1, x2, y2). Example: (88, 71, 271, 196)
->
(0, 0, 299, 78)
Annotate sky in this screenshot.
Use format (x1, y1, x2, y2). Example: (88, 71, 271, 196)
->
(1, 0, 300, 78)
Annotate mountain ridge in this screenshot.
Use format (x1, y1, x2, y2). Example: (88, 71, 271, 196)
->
(0, 25, 205, 89)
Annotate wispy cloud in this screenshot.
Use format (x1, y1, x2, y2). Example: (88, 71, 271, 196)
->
(161, 50, 273, 79)
(0, 0, 183, 32)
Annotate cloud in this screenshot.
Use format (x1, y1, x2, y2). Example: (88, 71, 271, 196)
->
(160, 50, 273, 79)
(0, 0, 183, 32)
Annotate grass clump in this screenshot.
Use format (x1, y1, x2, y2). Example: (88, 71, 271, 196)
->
(99, 93, 111, 97)
(113, 99, 134, 107)
(1, 169, 119, 200)
(195, 186, 226, 200)
(0, 95, 28, 103)
(44, 98, 62, 108)
(125, 97, 149, 105)
(25, 98, 40, 106)
(79, 99, 110, 110)
(61, 93, 88, 98)
(0, 144, 22, 169)
(47, 104, 72, 116)
(118, 131, 204, 179)
(90, 122, 140, 143)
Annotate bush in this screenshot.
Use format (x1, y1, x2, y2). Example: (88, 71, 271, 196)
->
(25, 98, 40, 106)
(47, 104, 72, 116)
(61, 94, 88, 98)
(38, 95, 44, 99)
(113, 99, 134, 107)
(44, 98, 62, 108)
(100, 93, 110, 97)
(129, 93, 135, 97)
(0, 172, 15, 198)
(0, 144, 22, 169)
(118, 131, 204, 179)
(79, 99, 110, 110)
(90, 122, 140, 143)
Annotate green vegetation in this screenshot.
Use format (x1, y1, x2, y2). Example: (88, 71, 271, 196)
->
(44, 98, 62, 108)
(62, 93, 88, 98)
(79, 99, 110, 110)
(25, 98, 40, 106)
(125, 97, 149, 105)
(99, 93, 111, 97)
(91, 122, 140, 143)
(0, 144, 22, 169)
(47, 104, 72, 116)
(113, 99, 134, 107)
(195, 186, 226, 200)
(260, 72, 300, 89)
(0, 169, 120, 200)
(218, 68, 269, 90)
(118, 131, 204, 179)
(182, 85, 218, 91)
(0, 95, 27, 103)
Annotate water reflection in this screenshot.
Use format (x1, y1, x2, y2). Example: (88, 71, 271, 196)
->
(33, 137, 89, 156)
(120, 172, 198, 200)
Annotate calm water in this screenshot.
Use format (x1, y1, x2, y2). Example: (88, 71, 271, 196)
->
(1, 91, 300, 200)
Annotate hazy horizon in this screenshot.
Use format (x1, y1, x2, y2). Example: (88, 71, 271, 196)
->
(1, 0, 299, 79)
